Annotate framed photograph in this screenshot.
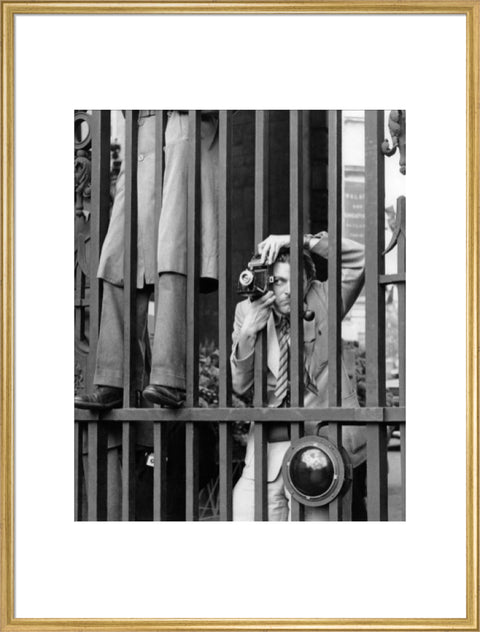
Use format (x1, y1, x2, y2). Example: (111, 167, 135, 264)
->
(1, 2, 478, 630)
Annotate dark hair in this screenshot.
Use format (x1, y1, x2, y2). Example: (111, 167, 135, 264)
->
(276, 246, 316, 282)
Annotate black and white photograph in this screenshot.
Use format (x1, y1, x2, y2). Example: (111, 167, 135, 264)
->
(3, 5, 476, 627)
(74, 109, 406, 521)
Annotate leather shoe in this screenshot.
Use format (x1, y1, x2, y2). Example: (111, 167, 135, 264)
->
(74, 386, 123, 411)
(142, 384, 185, 408)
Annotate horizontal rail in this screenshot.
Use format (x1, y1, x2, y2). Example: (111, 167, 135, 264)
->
(76, 109, 406, 522)
(75, 406, 405, 424)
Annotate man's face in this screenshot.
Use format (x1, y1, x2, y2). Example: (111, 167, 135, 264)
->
(272, 261, 308, 316)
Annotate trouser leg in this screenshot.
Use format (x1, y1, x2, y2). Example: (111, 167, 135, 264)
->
(94, 281, 151, 391)
(232, 476, 254, 521)
(150, 272, 186, 389)
(232, 465, 365, 522)
(147, 273, 187, 518)
(233, 474, 289, 521)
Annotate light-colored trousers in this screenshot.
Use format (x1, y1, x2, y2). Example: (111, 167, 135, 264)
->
(94, 273, 186, 390)
(233, 470, 330, 521)
(233, 438, 330, 521)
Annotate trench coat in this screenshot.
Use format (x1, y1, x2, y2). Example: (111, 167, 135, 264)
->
(97, 111, 219, 290)
(231, 235, 367, 481)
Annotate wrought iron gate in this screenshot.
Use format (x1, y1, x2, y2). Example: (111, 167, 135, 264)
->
(74, 110, 406, 521)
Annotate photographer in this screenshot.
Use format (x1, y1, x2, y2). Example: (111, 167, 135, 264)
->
(231, 232, 367, 521)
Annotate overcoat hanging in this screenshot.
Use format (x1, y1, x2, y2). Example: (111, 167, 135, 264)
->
(97, 111, 219, 290)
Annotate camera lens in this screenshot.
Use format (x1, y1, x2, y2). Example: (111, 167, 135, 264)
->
(289, 447, 335, 497)
(239, 270, 254, 287)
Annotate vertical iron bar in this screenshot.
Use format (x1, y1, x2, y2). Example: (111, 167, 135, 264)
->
(87, 422, 108, 521)
(121, 423, 136, 521)
(365, 111, 386, 406)
(218, 110, 233, 520)
(186, 423, 199, 521)
(254, 424, 268, 521)
(302, 111, 311, 234)
(123, 110, 139, 405)
(328, 423, 340, 521)
(186, 110, 201, 521)
(253, 110, 269, 521)
(397, 195, 406, 519)
(75, 266, 86, 344)
(218, 422, 232, 521)
(186, 110, 201, 407)
(154, 111, 168, 314)
(153, 422, 168, 520)
(253, 110, 269, 406)
(152, 111, 168, 520)
(88, 110, 111, 389)
(74, 422, 84, 521)
(122, 110, 139, 519)
(367, 422, 388, 520)
(218, 111, 233, 408)
(328, 110, 343, 408)
(289, 421, 304, 521)
(365, 110, 388, 521)
(327, 110, 349, 521)
(328, 423, 352, 520)
(400, 425, 406, 520)
(87, 111, 110, 522)
(289, 110, 305, 408)
(397, 196, 406, 407)
(289, 110, 305, 522)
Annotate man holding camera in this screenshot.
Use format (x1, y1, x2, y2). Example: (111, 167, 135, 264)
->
(231, 232, 367, 520)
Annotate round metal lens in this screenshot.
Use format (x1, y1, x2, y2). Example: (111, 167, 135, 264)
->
(289, 446, 335, 497)
(239, 269, 254, 287)
(283, 436, 352, 507)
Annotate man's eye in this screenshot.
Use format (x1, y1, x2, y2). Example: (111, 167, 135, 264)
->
(273, 279, 284, 286)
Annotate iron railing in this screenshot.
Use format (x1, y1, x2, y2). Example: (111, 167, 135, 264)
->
(74, 110, 406, 521)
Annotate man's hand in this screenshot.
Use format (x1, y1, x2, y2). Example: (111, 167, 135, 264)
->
(258, 235, 290, 264)
(236, 291, 276, 360)
(240, 291, 276, 337)
(258, 233, 322, 264)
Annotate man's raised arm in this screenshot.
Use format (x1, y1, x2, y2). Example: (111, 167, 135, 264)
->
(308, 232, 365, 316)
(230, 291, 276, 395)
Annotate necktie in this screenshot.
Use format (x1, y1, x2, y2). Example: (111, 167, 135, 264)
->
(274, 317, 290, 404)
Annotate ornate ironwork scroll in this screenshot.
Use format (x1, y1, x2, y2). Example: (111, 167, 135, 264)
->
(381, 110, 406, 175)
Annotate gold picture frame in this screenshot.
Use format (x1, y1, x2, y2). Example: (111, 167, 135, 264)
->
(1, 2, 478, 630)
